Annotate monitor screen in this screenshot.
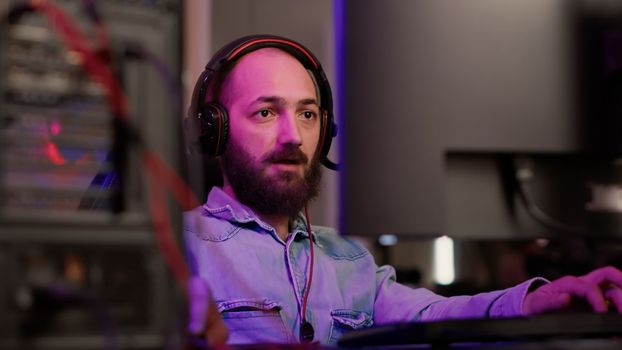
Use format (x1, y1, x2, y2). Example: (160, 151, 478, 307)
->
(339, 0, 622, 238)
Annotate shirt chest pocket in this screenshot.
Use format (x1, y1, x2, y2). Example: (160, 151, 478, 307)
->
(328, 309, 373, 344)
(218, 298, 291, 344)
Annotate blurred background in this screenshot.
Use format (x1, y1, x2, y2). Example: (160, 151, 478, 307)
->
(1, 0, 622, 349)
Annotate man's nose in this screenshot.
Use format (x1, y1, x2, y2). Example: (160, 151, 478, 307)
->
(277, 113, 302, 146)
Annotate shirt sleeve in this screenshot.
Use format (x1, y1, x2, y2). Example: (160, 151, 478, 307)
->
(373, 264, 548, 324)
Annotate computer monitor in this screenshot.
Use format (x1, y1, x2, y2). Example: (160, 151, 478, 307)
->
(339, 0, 622, 238)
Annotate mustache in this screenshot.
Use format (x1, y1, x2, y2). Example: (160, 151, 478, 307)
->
(263, 146, 309, 164)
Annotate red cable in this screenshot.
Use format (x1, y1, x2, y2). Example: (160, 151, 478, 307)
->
(302, 205, 315, 322)
(146, 173, 191, 292)
(32, 3, 199, 212)
(29, 1, 197, 299)
(32, 1, 129, 120)
(141, 150, 201, 210)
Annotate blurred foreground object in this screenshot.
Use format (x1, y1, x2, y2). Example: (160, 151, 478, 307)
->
(0, 1, 184, 349)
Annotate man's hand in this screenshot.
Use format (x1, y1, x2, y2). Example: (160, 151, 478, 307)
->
(523, 266, 622, 316)
(188, 276, 228, 346)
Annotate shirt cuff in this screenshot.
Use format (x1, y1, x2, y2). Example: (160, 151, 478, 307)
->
(489, 277, 549, 318)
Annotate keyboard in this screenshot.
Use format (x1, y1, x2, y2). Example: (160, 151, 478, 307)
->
(338, 312, 622, 348)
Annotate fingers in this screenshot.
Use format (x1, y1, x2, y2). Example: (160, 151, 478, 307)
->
(205, 313, 229, 347)
(604, 286, 622, 314)
(188, 276, 209, 334)
(187, 276, 229, 346)
(581, 266, 622, 314)
(528, 276, 607, 314)
(525, 266, 622, 316)
(582, 266, 622, 289)
(554, 276, 608, 313)
(205, 293, 229, 346)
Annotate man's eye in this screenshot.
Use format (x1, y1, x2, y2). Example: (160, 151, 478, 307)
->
(301, 111, 316, 120)
(258, 109, 271, 118)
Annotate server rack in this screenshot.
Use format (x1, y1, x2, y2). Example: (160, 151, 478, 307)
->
(0, 1, 185, 348)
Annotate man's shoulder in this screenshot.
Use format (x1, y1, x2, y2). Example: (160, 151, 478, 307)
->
(312, 225, 370, 261)
(183, 206, 241, 242)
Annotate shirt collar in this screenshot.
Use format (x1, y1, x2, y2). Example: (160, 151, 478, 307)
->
(291, 212, 313, 238)
(203, 187, 257, 224)
(203, 187, 315, 239)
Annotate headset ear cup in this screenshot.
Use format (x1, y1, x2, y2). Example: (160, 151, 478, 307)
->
(215, 104, 229, 156)
(319, 111, 334, 159)
(199, 103, 229, 156)
(319, 112, 339, 171)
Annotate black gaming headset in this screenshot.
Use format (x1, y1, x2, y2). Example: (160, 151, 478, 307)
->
(186, 34, 339, 171)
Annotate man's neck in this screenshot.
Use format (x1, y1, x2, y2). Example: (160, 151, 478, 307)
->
(221, 184, 291, 241)
(257, 212, 290, 241)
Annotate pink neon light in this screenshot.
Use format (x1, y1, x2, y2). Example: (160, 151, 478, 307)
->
(50, 120, 62, 135)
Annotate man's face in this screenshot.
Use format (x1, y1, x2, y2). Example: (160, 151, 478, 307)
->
(219, 48, 322, 217)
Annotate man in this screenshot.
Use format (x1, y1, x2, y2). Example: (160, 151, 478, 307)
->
(184, 35, 622, 346)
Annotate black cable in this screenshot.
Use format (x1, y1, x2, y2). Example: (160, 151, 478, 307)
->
(513, 156, 590, 237)
(122, 43, 183, 120)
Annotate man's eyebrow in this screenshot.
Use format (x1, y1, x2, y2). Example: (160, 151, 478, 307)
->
(298, 98, 319, 107)
(254, 96, 286, 105)
(251, 96, 319, 107)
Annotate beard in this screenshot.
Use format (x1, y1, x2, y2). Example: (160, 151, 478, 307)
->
(220, 138, 322, 218)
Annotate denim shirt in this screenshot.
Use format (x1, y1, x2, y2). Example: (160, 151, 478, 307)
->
(184, 187, 543, 345)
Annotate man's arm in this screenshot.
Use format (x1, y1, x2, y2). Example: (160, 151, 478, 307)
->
(374, 264, 622, 325)
(373, 265, 545, 324)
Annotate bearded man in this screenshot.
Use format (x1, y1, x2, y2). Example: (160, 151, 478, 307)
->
(184, 36, 622, 346)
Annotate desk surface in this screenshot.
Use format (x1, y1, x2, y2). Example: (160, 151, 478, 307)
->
(337, 312, 622, 349)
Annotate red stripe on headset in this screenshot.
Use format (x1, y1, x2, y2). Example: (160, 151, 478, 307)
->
(227, 38, 319, 69)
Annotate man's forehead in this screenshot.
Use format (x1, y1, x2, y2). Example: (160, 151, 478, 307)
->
(223, 48, 318, 104)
